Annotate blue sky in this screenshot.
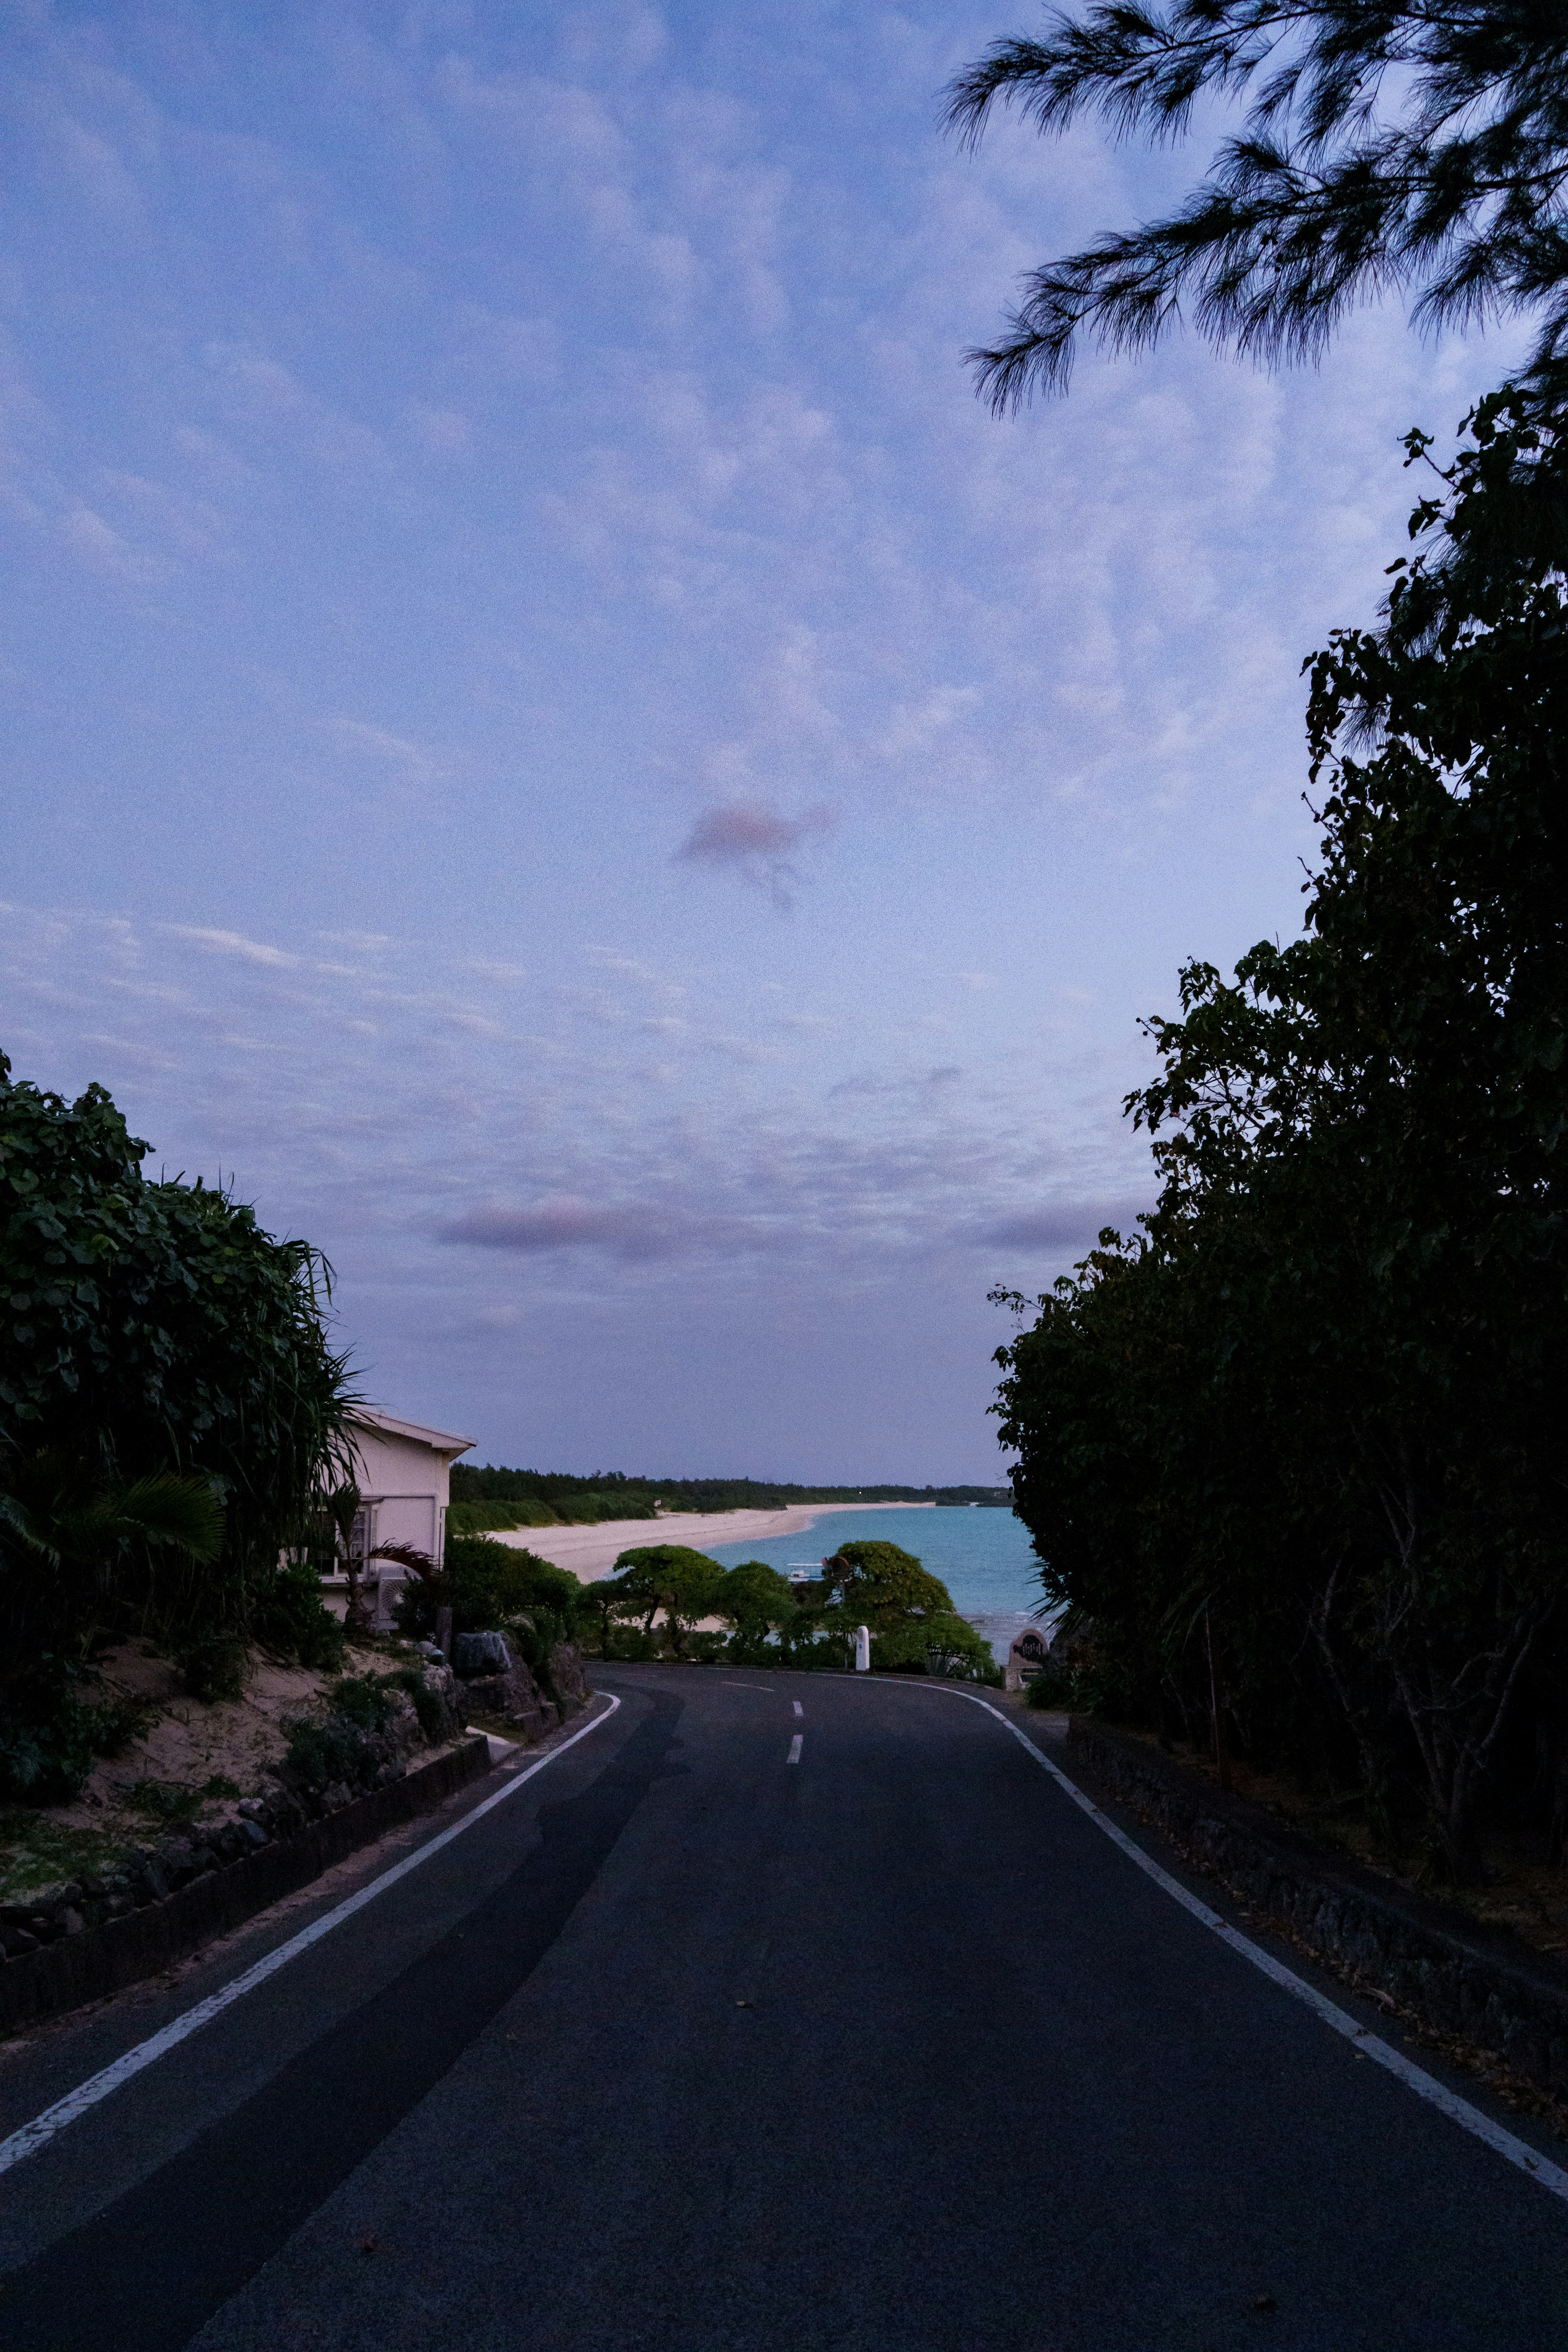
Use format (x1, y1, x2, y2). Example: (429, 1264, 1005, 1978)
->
(0, 2, 1524, 1480)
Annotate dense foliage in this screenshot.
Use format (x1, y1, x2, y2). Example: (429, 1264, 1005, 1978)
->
(820, 1541, 995, 1678)
(0, 1057, 356, 1796)
(393, 1534, 580, 1641)
(948, 0, 1568, 409)
(994, 392, 1568, 1878)
(449, 1463, 1009, 1529)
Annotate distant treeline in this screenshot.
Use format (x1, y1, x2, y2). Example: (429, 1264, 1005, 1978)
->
(447, 1464, 1011, 1532)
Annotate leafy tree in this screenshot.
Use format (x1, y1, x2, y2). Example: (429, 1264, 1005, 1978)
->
(612, 1545, 724, 1655)
(573, 1573, 632, 1657)
(821, 1541, 957, 1628)
(1, 1054, 356, 1619)
(709, 1561, 800, 1660)
(1, 1056, 356, 1792)
(993, 392, 1568, 1877)
(710, 1560, 797, 1629)
(946, 2, 1568, 408)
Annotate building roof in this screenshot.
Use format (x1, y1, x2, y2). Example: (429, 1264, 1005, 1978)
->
(349, 1406, 475, 1459)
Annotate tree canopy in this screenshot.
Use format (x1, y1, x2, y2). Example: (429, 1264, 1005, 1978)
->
(993, 392, 1568, 1876)
(947, 0, 1568, 408)
(612, 1544, 725, 1652)
(821, 1541, 958, 1628)
(1, 1054, 355, 1595)
(1, 1055, 357, 1793)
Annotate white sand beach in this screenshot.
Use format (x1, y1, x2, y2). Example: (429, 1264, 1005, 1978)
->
(489, 1500, 934, 1583)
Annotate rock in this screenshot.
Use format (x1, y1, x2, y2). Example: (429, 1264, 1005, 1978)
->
(548, 1640, 592, 1713)
(103, 1895, 132, 1920)
(235, 1819, 269, 1849)
(156, 1838, 197, 1882)
(1, 1927, 39, 1957)
(237, 1797, 269, 1820)
(454, 1629, 514, 1677)
(58, 1907, 86, 1935)
(464, 1652, 556, 1744)
(412, 1662, 464, 1741)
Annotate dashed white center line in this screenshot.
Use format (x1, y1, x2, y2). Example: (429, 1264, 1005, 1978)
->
(787, 1734, 803, 1764)
(792, 1701, 803, 1717)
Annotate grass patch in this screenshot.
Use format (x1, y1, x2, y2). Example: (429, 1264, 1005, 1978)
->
(117, 1773, 243, 1827)
(0, 1811, 134, 1902)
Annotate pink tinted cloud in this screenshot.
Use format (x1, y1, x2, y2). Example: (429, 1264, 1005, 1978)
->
(675, 798, 835, 906)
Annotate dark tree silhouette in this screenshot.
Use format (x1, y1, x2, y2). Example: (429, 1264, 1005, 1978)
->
(945, 2, 1568, 408)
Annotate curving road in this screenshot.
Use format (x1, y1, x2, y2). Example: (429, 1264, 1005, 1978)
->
(2, 1667, 1567, 2350)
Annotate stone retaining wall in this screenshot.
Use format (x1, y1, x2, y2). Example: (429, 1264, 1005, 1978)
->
(1066, 1718, 1568, 2088)
(0, 1735, 492, 2037)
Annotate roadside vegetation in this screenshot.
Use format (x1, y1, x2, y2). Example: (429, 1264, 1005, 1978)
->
(448, 1466, 1009, 1535)
(998, 397, 1568, 1891)
(952, 0, 1568, 1902)
(433, 1533, 1000, 1682)
(0, 1054, 358, 1804)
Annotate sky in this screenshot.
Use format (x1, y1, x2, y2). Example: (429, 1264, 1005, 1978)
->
(0, 1, 1527, 1482)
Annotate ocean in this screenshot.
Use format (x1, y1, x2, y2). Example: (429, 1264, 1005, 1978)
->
(704, 1504, 1050, 1663)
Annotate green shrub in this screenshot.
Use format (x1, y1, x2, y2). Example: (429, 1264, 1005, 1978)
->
(780, 1633, 851, 1672)
(281, 1715, 374, 1791)
(126, 1772, 239, 1824)
(177, 1635, 249, 1704)
(871, 1613, 995, 1680)
(0, 1661, 151, 1803)
(605, 1626, 660, 1662)
(394, 1537, 581, 1643)
(253, 1562, 346, 1672)
(1025, 1661, 1075, 1709)
(327, 1674, 395, 1732)
(0, 1056, 356, 1662)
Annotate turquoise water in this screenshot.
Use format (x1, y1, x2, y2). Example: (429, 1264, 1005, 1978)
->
(706, 1506, 1047, 1659)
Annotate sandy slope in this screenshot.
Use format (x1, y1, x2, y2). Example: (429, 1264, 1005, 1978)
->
(489, 1501, 935, 1582)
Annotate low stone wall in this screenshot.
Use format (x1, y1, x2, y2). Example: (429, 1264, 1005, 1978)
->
(0, 1735, 492, 2037)
(1066, 1719, 1568, 2089)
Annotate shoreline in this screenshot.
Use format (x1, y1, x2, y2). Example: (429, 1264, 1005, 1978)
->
(488, 1500, 936, 1583)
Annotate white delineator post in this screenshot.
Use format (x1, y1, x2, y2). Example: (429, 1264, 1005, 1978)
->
(854, 1625, 871, 1672)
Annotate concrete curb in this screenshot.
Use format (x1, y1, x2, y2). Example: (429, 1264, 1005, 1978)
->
(1066, 1718, 1568, 2088)
(0, 1736, 494, 2037)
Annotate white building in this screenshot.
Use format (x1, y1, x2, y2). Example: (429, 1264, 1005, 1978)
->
(320, 1407, 474, 1628)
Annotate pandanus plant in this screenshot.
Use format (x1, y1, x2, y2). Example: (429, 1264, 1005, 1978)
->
(0, 1447, 226, 1688)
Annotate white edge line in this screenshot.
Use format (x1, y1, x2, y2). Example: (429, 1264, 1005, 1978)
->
(882, 1680, 1568, 2206)
(0, 1694, 622, 2176)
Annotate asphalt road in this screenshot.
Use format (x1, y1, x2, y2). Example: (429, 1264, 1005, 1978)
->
(2, 1666, 1567, 2351)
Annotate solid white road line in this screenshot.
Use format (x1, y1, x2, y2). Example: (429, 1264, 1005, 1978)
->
(787, 1734, 803, 1764)
(919, 1683, 1568, 2207)
(0, 1695, 623, 2177)
(792, 1701, 804, 1717)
